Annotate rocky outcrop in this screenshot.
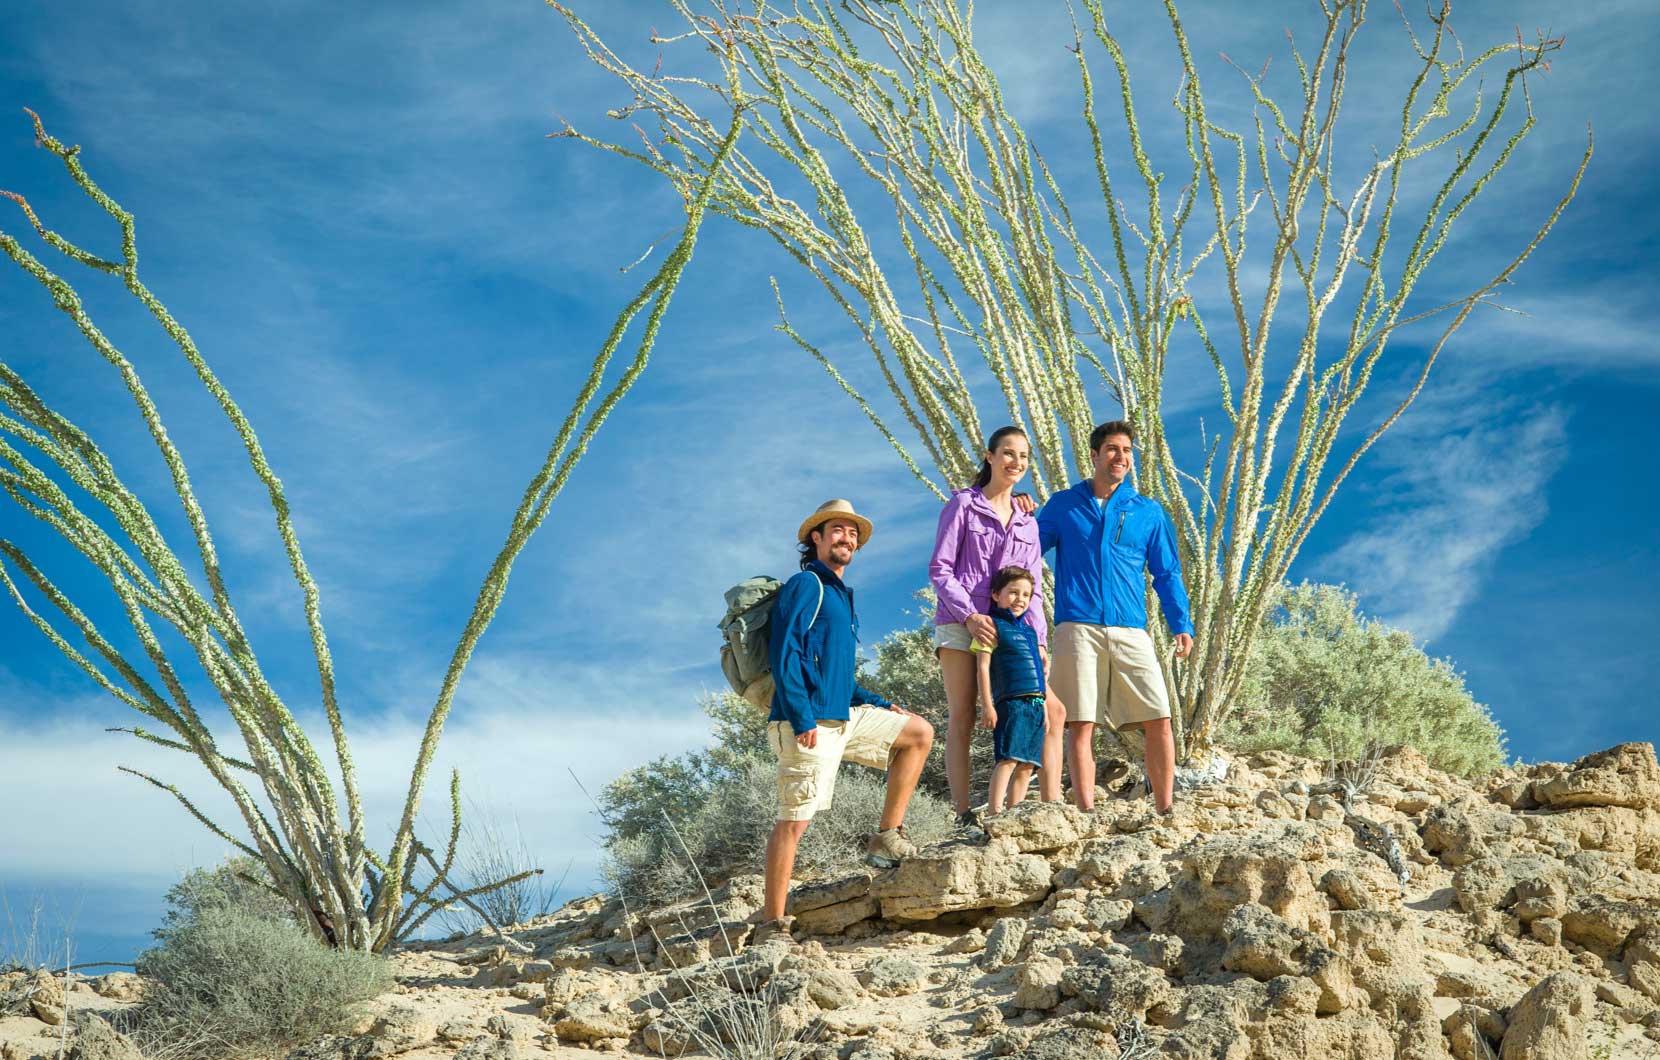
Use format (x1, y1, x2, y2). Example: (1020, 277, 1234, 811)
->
(13, 742, 1657, 1060)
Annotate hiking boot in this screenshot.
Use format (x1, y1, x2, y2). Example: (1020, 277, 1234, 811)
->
(864, 826, 916, 869)
(954, 807, 987, 840)
(749, 915, 795, 946)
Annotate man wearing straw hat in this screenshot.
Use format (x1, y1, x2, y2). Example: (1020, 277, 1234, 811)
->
(756, 499, 936, 933)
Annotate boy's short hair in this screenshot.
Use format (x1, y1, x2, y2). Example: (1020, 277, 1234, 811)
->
(990, 565, 1035, 594)
(1089, 419, 1135, 452)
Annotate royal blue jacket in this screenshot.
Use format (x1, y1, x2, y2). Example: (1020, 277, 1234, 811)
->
(985, 607, 1045, 705)
(1036, 480, 1194, 636)
(768, 560, 892, 735)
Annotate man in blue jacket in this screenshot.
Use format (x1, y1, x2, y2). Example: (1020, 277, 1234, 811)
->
(758, 499, 935, 930)
(1037, 421, 1194, 815)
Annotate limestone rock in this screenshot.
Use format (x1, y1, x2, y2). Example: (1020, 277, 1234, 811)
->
(366, 1003, 435, 1057)
(804, 967, 863, 1010)
(1220, 904, 1357, 1015)
(550, 996, 632, 1043)
(453, 1037, 516, 1060)
(1560, 896, 1660, 956)
(1626, 932, 1660, 1002)
(980, 800, 1102, 853)
(858, 955, 925, 997)
(65, 1012, 142, 1060)
(1533, 743, 1660, 811)
(981, 917, 1028, 969)
(870, 843, 1053, 920)
(1012, 955, 1063, 1011)
(1451, 853, 1566, 913)
(25, 970, 64, 1025)
(1499, 971, 1594, 1060)
(1060, 952, 1173, 1021)
(89, 973, 144, 1003)
(786, 872, 873, 914)
(1164, 821, 1330, 938)
(795, 896, 879, 935)
(1422, 797, 1527, 866)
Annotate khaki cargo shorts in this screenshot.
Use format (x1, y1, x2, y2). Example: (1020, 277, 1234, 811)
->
(767, 705, 909, 822)
(1048, 622, 1170, 730)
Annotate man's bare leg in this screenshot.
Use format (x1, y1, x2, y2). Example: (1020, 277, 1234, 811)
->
(936, 648, 977, 814)
(762, 819, 812, 921)
(1135, 716, 1176, 813)
(1066, 721, 1096, 810)
(1040, 693, 1066, 802)
(880, 714, 936, 830)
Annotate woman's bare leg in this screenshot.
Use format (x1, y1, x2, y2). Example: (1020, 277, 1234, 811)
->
(1040, 693, 1066, 802)
(937, 646, 978, 814)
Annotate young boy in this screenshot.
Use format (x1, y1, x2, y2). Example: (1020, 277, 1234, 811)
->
(973, 566, 1048, 814)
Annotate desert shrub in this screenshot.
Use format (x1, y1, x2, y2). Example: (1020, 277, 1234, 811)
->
(135, 863, 393, 1058)
(153, 858, 295, 939)
(1220, 581, 1507, 778)
(604, 744, 954, 908)
(432, 803, 564, 934)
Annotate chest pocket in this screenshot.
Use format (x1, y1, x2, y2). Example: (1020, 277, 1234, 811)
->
(965, 522, 998, 569)
(1113, 509, 1156, 553)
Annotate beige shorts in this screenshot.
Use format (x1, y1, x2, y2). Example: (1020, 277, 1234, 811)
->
(933, 622, 974, 653)
(768, 705, 910, 822)
(1048, 622, 1170, 730)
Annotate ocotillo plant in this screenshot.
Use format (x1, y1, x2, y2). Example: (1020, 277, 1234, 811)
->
(550, 0, 1588, 759)
(0, 107, 744, 951)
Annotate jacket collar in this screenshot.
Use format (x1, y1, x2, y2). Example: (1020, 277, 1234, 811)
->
(963, 485, 1033, 527)
(990, 605, 1022, 623)
(807, 559, 849, 591)
(1070, 478, 1139, 505)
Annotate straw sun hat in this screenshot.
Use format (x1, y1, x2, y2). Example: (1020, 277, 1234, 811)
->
(796, 498, 874, 546)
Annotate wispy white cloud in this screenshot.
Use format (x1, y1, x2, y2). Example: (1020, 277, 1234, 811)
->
(0, 664, 715, 920)
(1315, 378, 1569, 641)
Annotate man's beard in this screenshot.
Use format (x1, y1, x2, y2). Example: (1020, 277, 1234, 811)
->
(829, 543, 854, 563)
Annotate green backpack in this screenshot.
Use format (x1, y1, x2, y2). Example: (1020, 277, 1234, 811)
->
(718, 573, 823, 709)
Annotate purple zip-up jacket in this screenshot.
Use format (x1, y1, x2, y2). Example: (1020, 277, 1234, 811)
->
(929, 487, 1048, 649)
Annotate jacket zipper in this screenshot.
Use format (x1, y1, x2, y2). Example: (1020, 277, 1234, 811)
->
(1114, 511, 1126, 544)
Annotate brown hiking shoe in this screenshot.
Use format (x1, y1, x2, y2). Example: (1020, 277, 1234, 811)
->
(749, 915, 795, 946)
(864, 826, 916, 869)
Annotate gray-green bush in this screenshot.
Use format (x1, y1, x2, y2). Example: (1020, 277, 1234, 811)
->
(601, 696, 953, 907)
(134, 862, 393, 1058)
(1221, 581, 1507, 777)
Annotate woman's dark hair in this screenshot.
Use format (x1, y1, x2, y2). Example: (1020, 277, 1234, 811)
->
(971, 426, 1030, 489)
(990, 565, 1034, 593)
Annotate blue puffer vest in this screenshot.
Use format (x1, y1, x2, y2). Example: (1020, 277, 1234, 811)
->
(987, 606, 1045, 704)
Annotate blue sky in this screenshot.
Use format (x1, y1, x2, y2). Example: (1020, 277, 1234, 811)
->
(1, 0, 1655, 962)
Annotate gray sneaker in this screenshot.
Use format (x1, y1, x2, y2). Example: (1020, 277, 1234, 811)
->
(864, 826, 916, 869)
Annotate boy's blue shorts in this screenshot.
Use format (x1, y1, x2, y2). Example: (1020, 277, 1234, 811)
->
(993, 694, 1045, 767)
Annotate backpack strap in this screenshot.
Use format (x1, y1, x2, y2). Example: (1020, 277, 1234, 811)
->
(807, 572, 825, 630)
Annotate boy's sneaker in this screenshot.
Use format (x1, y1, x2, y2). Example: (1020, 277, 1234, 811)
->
(863, 826, 916, 869)
(955, 807, 987, 839)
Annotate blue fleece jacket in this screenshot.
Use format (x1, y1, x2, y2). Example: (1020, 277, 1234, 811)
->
(1036, 479, 1194, 636)
(767, 560, 892, 735)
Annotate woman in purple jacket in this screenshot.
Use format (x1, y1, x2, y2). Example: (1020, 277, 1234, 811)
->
(929, 427, 1066, 826)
